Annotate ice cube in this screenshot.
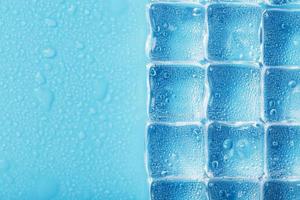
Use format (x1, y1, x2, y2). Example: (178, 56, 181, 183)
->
(264, 68, 300, 122)
(208, 122, 264, 178)
(263, 10, 300, 66)
(207, 3, 262, 62)
(207, 64, 261, 122)
(208, 179, 261, 200)
(264, 180, 300, 200)
(148, 64, 205, 122)
(148, 3, 205, 61)
(151, 180, 208, 200)
(267, 125, 300, 178)
(147, 123, 205, 178)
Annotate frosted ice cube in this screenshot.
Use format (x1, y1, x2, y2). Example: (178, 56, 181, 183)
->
(148, 3, 205, 61)
(267, 125, 300, 178)
(264, 68, 300, 122)
(207, 3, 262, 62)
(207, 64, 261, 122)
(263, 10, 300, 66)
(264, 180, 300, 200)
(151, 180, 208, 200)
(208, 179, 261, 200)
(208, 122, 264, 178)
(148, 64, 205, 122)
(147, 123, 205, 178)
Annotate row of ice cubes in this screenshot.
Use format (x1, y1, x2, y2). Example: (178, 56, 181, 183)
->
(149, 0, 300, 5)
(148, 3, 300, 65)
(149, 64, 300, 123)
(147, 123, 300, 179)
(151, 179, 300, 200)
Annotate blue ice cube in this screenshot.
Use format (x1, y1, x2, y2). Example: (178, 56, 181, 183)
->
(208, 122, 264, 178)
(148, 3, 205, 61)
(207, 4, 262, 62)
(266, 0, 300, 4)
(149, 64, 205, 122)
(147, 124, 205, 178)
(207, 64, 261, 122)
(264, 68, 300, 122)
(267, 125, 300, 178)
(263, 10, 300, 66)
(208, 179, 261, 200)
(264, 180, 300, 200)
(151, 180, 208, 200)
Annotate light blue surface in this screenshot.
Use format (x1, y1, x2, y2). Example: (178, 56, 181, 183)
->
(207, 3, 262, 62)
(151, 180, 207, 200)
(149, 64, 205, 122)
(208, 179, 261, 200)
(208, 122, 264, 178)
(264, 180, 300, 199)
(207, 64, 261, 122)
(267, 125, 300, 178)
(264, 68, 300, 122)
(0, 0, 148, 199)
(148, 3, 206, 61)
(147, 124, 205, 179)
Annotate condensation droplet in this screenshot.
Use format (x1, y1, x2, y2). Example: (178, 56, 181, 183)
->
(42, 48, 56, 59)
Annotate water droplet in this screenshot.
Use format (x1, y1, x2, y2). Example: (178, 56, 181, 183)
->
(44, 18, 57, 27)
(42, 48, 56, 59)
(272, 141, 278, 147)
(270, 109, 277, 116)
(94, 79, 108, 101)
(289, 80, 297, 88)
(212, 161, 218, 169)
(35, 72, 46, 85)
(34, 87, 54, 111)
(150, 68, 156, 76)
(192, 8, 201, 16)
(223, 139, 233, 150)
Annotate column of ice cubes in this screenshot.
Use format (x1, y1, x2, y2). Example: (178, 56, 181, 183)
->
(146, 2, 208, 199)
(263, 7, 300, 199)
(206, 3, 264, 199)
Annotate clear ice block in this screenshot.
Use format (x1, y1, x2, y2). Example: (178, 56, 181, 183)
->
(208, 179, 261, 200)
(267, 125, 300, 178)
(264, 180, 300, 200)
(151, 180, 208, 200)
(148, 3, 206, 61)
(207, 64, 261, 122)
(208, 122, 264, 178)
(148, 64, 205, 122)
(264, 68, 300, 122)
(207, 3, 262, 62)
(147, 124, 205, 178)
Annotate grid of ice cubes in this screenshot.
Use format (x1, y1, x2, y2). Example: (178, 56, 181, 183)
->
(147, 1, 300, 199)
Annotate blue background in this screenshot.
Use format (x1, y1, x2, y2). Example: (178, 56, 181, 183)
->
(0, 0, 148, 199)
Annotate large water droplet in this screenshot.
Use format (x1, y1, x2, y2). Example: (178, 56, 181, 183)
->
(42, 48, 56, 59)
(34, 87, 54, 111)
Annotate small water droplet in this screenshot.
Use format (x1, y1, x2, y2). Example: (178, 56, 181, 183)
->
(42, 48, 56, 59)
(44, 18, 57, 27)
(212, 161, 218, 169)
(35, 72, 46, 85)
(223, 139, 233, 150)
(289, 80, 297, 88)
(270, 109, 277, 116)
(192, 8, 202, 16)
